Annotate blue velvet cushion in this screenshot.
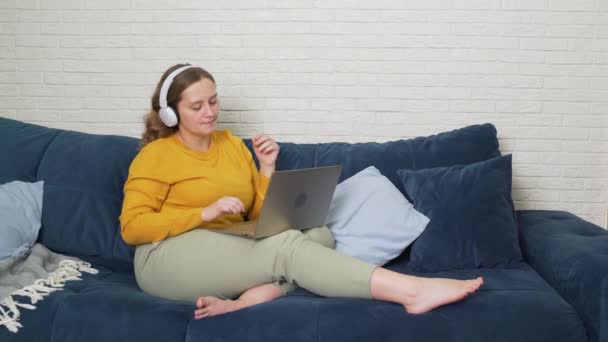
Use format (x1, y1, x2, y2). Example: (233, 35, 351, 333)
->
(0, 180, 44, 260)
(397, 155, 522, 272)
(325, 166, 429, 266)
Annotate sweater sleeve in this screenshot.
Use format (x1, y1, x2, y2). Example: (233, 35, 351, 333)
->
(241, 140, 270, 221)
(119, 149, 204, 245)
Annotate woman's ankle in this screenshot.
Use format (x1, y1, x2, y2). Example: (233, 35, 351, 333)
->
(238, 283, 285, 307)
(370, 268, 422, 304)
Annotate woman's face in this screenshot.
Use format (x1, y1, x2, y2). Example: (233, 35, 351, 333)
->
(176, 78, 219, 137)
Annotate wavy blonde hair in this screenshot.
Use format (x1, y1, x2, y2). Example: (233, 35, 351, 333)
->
(140, 63, 216, 148)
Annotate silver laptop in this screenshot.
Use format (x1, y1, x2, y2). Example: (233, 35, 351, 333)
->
(211, 165, 342, 239)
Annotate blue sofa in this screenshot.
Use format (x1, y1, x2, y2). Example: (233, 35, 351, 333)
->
(1, 117, 606, 342)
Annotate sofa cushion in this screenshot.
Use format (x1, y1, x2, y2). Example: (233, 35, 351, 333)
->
(51, 273, 192, 342)
(0, 180, 44, 260)
(245, 140, 318, 171)
(36, 131, 139, 263)
(0, 279, 74, 341)
(0, 259, 584, 342)
(0, 260, 192, 342)
(0, 118, 59, 184)
(308, 263, 586, 342)
(312, 123, 501, 197)
(397, 155, 522, 272)
(325, 166, 429, 266)
(247, 123, 501, 198)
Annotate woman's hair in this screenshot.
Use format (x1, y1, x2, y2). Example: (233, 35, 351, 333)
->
(140, 63, 216, 148)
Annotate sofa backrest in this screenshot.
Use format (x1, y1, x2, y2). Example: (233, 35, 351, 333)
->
(247, 122, 501, 198)
(1, 118, 500, 264)
(37, 130, 140, 263)
(0, 118, 60, 184)
(0, 118, 139, 262)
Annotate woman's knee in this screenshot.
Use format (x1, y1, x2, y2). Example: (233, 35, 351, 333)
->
(263, 229, 303, 245)
(134, 229, 266, 302)
(302, 225, 335, 249)
(266, 226, 335, 250)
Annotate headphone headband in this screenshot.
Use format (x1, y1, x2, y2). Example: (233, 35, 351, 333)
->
(159, 65, 194, 109)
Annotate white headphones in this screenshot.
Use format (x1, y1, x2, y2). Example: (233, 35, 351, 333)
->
(158, 65, 195, 127)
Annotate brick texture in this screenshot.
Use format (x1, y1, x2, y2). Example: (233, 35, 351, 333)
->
(1, 0, 606, 227)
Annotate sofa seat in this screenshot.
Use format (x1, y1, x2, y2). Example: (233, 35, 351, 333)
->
(3, 255, 585, 342)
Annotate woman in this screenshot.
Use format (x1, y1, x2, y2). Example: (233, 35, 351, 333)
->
(119, 63, 483, 320)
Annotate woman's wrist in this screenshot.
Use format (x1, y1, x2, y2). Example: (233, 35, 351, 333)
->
(259, 164, 275, 178)
(201, 207, 214, 222)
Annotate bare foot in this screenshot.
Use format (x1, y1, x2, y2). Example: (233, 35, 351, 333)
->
(402, 276, 484, 314)
(194, 296, 242, 319)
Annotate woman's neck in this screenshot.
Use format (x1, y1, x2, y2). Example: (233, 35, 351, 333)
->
(176, 129, 211, 152)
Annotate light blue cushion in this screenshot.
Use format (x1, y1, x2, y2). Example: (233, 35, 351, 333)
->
(0, 180, 44, 260)
(325, 166, 429, 266)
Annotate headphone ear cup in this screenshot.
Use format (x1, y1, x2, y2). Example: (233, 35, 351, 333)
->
(159, 107, 179, 127)
(171, 106, 180, 122)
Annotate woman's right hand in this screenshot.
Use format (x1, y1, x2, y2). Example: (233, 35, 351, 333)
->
(201, 196, 245, 222)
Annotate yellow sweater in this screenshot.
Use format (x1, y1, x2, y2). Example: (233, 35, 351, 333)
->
(119, 130, 270, 245)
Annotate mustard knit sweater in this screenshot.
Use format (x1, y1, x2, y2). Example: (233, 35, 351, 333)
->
(119, 130, 269, 245)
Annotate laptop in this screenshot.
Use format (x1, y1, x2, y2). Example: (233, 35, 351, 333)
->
(211, 165, 342, 239)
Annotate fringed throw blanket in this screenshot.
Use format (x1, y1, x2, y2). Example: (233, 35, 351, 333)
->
(0, 243, 98, 333)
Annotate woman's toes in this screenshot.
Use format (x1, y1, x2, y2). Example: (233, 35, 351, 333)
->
(465, 282, 479, 292)
(466, 277, 483, 292)
(403, 276, 485, 314)
(467, 277, 482, 287)
(193, 296, 241, 318)
(196, 296, 206, 308)
(193, 307, 208, 319)
(198, 296, 219, 308)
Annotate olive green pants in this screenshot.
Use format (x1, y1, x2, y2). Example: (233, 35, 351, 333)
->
(134, 225, 377, 302)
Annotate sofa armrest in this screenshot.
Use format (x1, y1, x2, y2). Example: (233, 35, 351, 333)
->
(602, 278, 608, 342)
(517, 210, 608, 342)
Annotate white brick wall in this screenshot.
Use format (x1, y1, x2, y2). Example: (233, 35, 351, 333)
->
(1, 0, 607, 228)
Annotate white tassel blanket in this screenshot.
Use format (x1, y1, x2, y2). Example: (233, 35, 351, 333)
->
(0, 243, 98, 333)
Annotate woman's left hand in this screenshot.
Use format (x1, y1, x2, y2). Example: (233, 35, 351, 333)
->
(252, 134, 280, 168)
